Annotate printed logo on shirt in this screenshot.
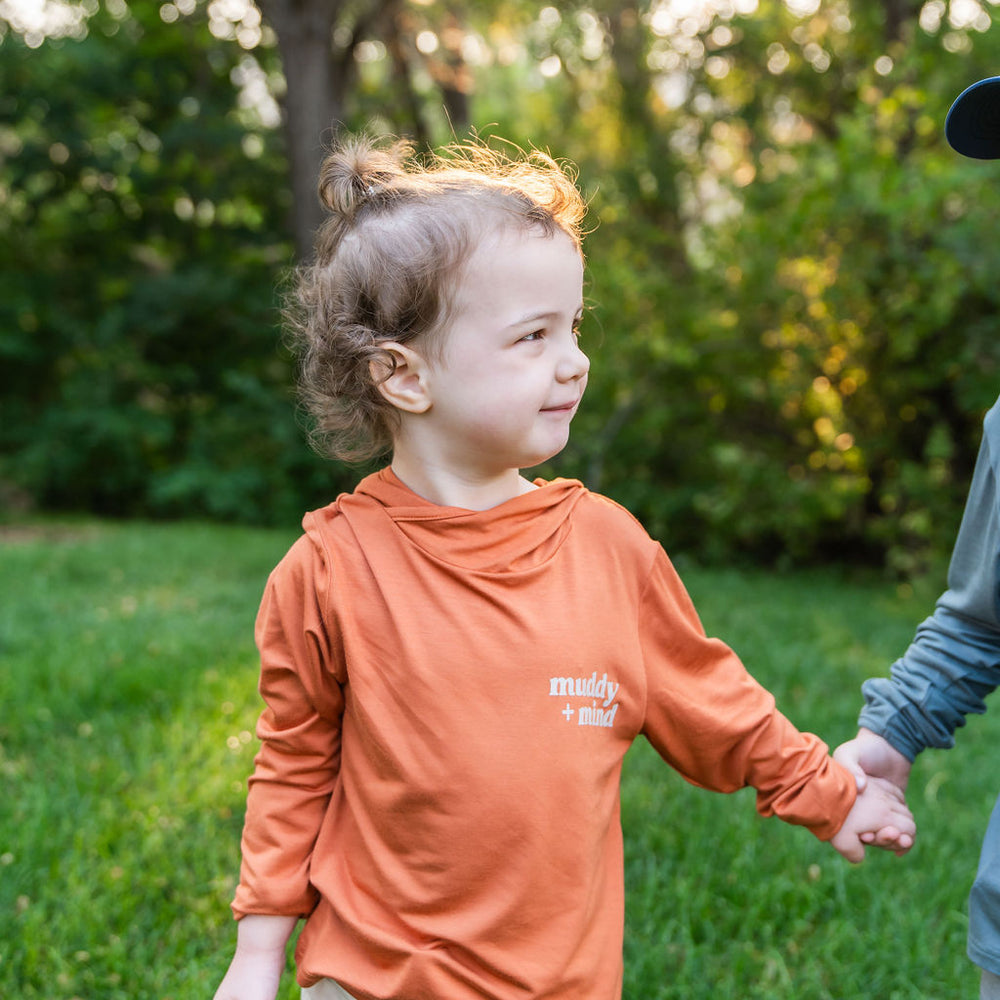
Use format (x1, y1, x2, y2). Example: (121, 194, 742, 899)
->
(549, 672, 620, 728)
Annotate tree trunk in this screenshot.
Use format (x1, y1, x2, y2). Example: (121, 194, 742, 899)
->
(258, 0, 346, 260)
(882, 0, 922, 43)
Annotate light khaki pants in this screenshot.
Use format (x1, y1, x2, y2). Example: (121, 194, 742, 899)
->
(301, 980, 358, 1000)
(982, 969, 1000, 1000)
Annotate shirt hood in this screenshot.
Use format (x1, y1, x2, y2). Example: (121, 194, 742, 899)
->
(342, 466, 587, 574)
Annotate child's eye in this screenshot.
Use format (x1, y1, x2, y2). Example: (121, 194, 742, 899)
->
(520, 330, 544, 343)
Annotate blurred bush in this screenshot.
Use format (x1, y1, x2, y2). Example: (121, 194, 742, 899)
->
(3, 1, 1000, 572)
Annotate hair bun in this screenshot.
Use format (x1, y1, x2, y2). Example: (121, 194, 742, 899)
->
(317, 136, 411, 216)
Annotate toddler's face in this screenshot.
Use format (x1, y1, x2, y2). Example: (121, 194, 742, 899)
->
(419, 226, 588, 478)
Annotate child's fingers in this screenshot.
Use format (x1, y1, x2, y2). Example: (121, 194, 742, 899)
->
(866, 824, 915, 855)
(868, 824, 901, 845)
(839, 836, 865, 863)
(833, 742, 868, 792)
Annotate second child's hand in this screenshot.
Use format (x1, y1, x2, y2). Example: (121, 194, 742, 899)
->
(834, 728, 915, 856)
(829, 772, 915, 861)
(834, 727, 913, 792)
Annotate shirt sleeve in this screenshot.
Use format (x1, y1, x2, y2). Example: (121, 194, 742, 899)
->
(638, 549, 855, 841)
(859, 404, 1000, 761)
(232, 531, 345, 920)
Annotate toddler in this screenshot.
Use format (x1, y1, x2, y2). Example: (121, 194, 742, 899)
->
(213, 136, 914, 1000)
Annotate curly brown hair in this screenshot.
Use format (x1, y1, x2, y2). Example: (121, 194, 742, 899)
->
(286, 134, 588, 463)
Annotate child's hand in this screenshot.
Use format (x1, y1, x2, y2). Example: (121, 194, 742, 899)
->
(829, 773, 915, 863)
(213, 953, 284, 1000)
(834, 727, 913, 793)
(213, 914, 297, 1000)
(834, 728, 915, 854)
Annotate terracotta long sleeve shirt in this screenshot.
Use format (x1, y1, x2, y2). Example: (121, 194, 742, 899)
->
(232, 468, 855, 998)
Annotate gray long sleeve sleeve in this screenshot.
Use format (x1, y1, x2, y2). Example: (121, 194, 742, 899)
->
(859, 400, 1000, 760)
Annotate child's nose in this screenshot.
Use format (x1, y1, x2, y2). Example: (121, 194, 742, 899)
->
(557, 341, 590, 382)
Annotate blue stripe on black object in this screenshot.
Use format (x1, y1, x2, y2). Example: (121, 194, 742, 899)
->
(946, 76, 1000, 160)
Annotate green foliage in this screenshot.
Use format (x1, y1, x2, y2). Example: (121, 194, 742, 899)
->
(3, 1, 1000, 569)
(529, 1, 1000, 571)
(0, 3, 347, 523)
(1, 522, 997, 997)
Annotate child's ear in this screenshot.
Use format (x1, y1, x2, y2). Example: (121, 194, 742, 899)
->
(371, 343, 432, 414)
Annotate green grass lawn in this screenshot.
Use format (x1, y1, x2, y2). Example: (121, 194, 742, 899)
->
(1, 520, 996, 999)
